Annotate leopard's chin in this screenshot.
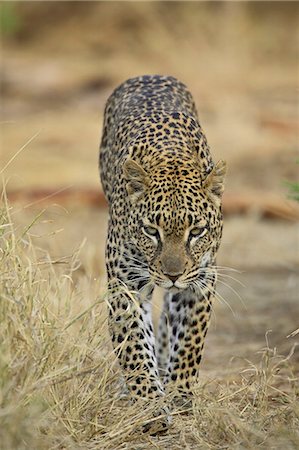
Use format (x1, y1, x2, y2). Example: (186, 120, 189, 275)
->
(155, 279, 188, 292)
(168, 285, 184, 293)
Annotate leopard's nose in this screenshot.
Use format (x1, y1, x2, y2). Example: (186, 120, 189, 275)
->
(163, 272, 183, 282)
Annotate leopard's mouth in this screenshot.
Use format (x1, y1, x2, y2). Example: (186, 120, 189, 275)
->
(154, 277, 189, 291)
(162, 271, 213, 292)
(149, 268, 191, 291)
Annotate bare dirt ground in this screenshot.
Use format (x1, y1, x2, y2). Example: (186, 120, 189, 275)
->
(1, 3, 298, 448)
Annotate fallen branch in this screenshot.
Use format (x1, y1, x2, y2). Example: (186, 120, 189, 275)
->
(5, 188, 299, 221)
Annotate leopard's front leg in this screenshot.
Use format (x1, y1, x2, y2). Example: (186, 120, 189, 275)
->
(107, 279, 164, 399)
(163, 273, 216, 394)
(107, 278, 171, 433)
(156, 292, 170, 378)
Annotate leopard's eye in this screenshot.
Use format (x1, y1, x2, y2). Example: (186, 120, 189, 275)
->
(142, 225, 160, 239)
(189, 227, 207, 239)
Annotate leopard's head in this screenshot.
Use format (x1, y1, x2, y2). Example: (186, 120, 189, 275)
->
(123, 156, 226, 291)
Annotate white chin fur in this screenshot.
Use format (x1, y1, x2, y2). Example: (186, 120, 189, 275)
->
(158, 281, 188, 291)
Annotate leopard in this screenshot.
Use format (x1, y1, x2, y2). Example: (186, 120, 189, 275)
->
(99, 75, 226, 411)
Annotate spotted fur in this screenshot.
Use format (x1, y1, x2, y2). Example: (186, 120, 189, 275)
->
(99, 75, 226, 400)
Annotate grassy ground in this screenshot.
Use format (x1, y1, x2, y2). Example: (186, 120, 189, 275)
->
(1, 196, 298, 450)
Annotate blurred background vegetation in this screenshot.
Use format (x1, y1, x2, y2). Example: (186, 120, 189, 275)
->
(1, 2, 298, 195)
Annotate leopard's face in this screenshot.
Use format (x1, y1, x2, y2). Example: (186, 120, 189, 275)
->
(124, 157, 226, 291)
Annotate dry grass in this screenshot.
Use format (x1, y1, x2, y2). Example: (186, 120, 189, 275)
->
(1, 3, 298, 448)
(1, 194, 298, 450)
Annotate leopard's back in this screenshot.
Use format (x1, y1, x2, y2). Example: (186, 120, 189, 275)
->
(99, 75, 198, 202)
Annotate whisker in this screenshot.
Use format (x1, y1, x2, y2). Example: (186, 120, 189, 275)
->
(218, 273, 246, 288)
(126, 266, 149, 274)
(148, 270, 165, 283)
(193, 280, 212, 303)
(182, 266, 217, 283)
(123, 255, 148, 267)
(216, 278, 247, 310)
(195, 279, 237, 318)
(192, 278, 217, 325)
(198, 267, 244, 289)
(140, 281, 153, 292)
(213, 288, 237, 318)
(127, 275, 150, 284)
(194, 280, 218, 328)
(216, 272, 245, 287)
(210, 265, 243, 274)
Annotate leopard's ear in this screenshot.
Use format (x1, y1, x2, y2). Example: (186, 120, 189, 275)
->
(123, 159, 149, 201)
(203, 160, 227, 200)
